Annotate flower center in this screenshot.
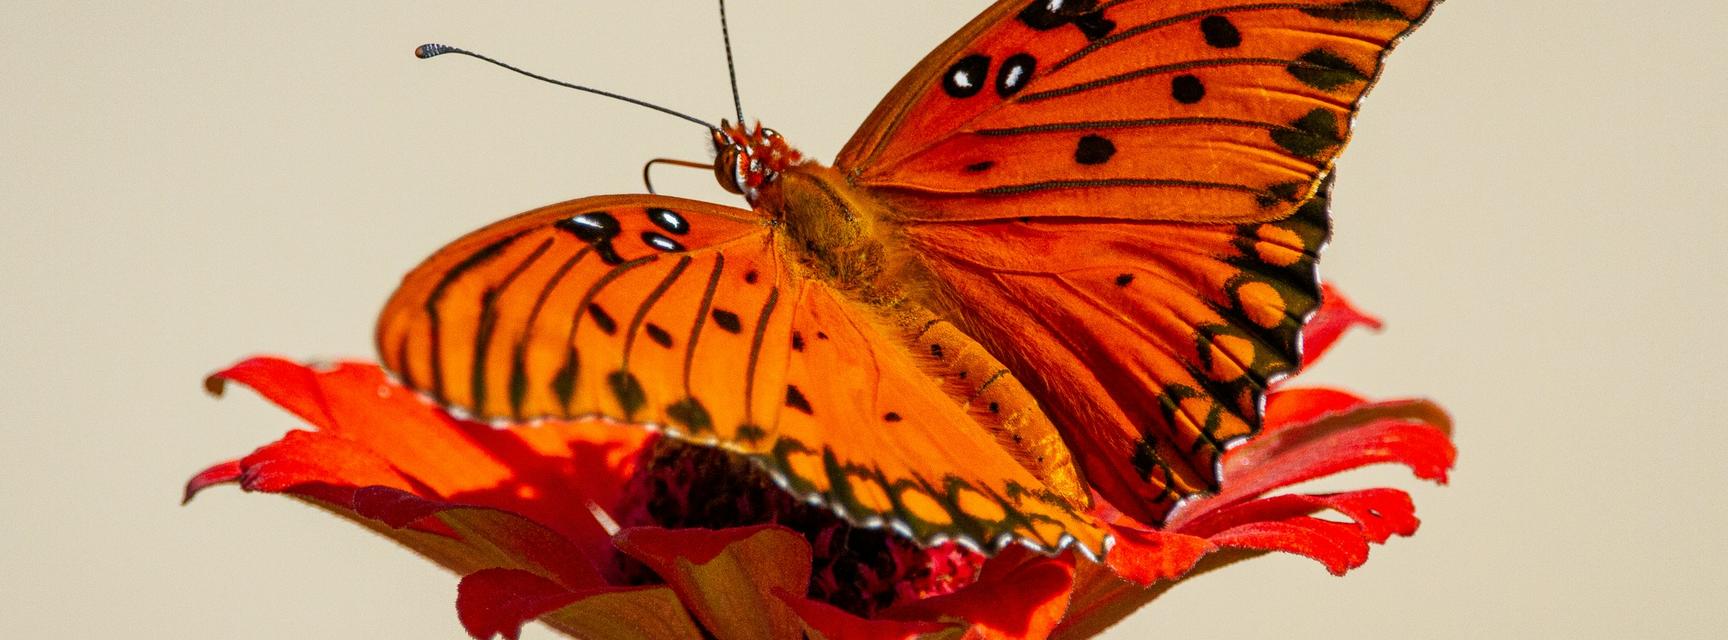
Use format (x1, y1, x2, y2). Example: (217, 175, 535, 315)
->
(612, 438, 985, 617)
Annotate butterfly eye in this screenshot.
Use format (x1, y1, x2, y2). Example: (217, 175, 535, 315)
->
(714, 145, 745, 194)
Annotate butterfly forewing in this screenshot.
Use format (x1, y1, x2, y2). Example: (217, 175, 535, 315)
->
(377, 195, 784, 436)
(839, 0, 1433, 223)
(832, 0, 1428, 524)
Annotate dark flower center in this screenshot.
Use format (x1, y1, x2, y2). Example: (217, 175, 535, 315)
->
(612, 438, 985, 617)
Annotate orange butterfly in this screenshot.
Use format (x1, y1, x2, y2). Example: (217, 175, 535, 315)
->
(377, 0, 1436, 559)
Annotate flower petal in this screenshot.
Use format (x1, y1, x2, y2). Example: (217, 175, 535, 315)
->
(1299, 283, 1382, 370)
(775, 590, 951, 640)
(457, 568, 702, 640)
(352, 486, 605, 590)
(536, 586, 701, 640)
(1205, 517, 1366, 575)
(232, 429, 416, 506)
(205, 357, 337, 428)
(458, 568, 582, 640)
(1052, 549, 1259, 640)
(1100, 525, 1213, 586)
(885, 546, 1075, 640)
(202, 356, 653, 563)
(1187, 395, 1453, 522)
(1178, 489, 1420, 575)
(1263, 387, 1376, 433)
(614, 525, 812, 640)
(182, 459, 242, 504)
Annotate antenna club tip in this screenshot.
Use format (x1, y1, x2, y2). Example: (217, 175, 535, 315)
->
(415, 43, 455, 59)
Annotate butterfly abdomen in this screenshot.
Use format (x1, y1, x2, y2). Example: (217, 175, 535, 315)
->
(901, 309, 1090, 508)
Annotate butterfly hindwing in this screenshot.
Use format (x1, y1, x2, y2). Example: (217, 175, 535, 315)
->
(767, 283, 1107, 555)
(904, 185, 1331, 522)
(840, 0, 1432, 223)
(377, 194, 1111, 557)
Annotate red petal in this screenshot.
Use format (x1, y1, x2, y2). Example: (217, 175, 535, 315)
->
(1053, 563, 1158, 640)
(195, 431, 610, 589)
(1263, 387, 1373, 435)
(886, 546, 1075, 640)
(1195, 491, 1410, 553)
(614, 525, 812, 640)
(1101, 525, 1214, 586)
(1206, 517, 1366, 575)
(536, 586, 702, 640)
(206, 357, 337, 429)
(1299, 283, 1382, 370)
(1308, 488, 1421, 544)
(776, 590, 950, 640)
(182, 459, 242, 504)
(351, 484, 453, 528)
(235, 429, 413, 505)
(458, 568, 702, 640)
(1178, 489, 1420, 574)
(1059, 556, 1260, 640)
(458, 569, 583, 640)
(1180, 397, 1453, 525)
(351, 486, 605, 590)
(202, 356, 653, 563)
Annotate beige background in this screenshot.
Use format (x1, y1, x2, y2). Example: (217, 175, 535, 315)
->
(4, 1, 1725, 638)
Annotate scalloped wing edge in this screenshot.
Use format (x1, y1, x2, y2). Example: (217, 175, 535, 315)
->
(382, 369, 1114, 562)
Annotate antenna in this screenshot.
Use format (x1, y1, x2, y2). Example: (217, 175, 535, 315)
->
(415, 43, 719, 131)
(717, 0, 745, 123)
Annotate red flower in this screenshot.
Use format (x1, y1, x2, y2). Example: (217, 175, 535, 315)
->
(185, 285, 1452, 638)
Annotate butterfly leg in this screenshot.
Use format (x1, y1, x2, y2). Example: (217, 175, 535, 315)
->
(641, 158, 711, 194)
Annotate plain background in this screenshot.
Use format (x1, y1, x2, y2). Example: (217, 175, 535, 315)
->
(4, 1, 1725, 637)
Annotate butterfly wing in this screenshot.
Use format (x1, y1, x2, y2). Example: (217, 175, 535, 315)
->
(837, 0, 1431, 523)
(377, 195, 785, 429)
(906, 185, 1331, 522)
(377, 195, 1109, 556)
(840, 0, 1432, 222)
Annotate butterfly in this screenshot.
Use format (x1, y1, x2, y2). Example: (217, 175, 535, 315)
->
(376, 0, 1436, 559)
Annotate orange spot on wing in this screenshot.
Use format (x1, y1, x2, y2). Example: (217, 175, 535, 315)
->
(899, 487, 953, 525)
(955, 487, 1007, 523)
(849, 474, 894, 514)
(1237, 281, 1288, 328)
(785, 449, 830, 493)
(1208, 333, 1257, 382)
(1255, 225, 1307, 267)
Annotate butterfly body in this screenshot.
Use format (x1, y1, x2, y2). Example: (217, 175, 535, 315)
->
(711, 124, 1097, 506)
(381, 0, 1438, 555)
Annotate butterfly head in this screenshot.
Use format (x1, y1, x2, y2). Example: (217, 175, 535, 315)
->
(712, 120, 803, 204)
